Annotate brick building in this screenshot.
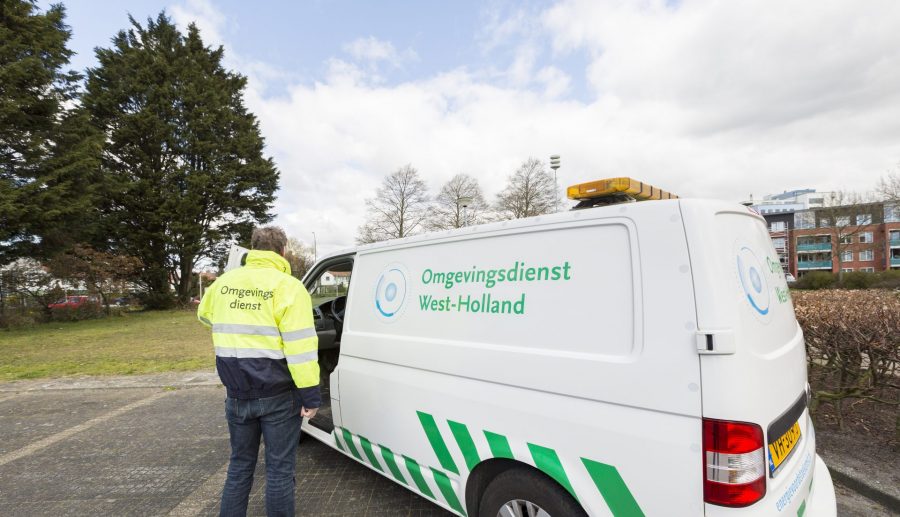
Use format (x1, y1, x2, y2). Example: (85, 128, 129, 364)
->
(757, 201, 900, 277)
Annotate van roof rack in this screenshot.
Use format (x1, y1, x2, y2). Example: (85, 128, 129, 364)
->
(567, 177, 678, 210)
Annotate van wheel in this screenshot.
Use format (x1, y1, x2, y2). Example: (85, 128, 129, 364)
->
(478, 467, 586, 517)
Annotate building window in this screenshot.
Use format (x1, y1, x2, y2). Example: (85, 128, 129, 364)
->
(859, 232, 873, 244)
(859, 250, 874, 261)
(839, 234, 852, 244)
(770, 221, 786, 232)
(794, 211, 815, 229)
(857, 214, 872, 225)
(841, 268, 853, 273)
(836, 216, 850, 226)
(860, 267, 875, 272)
(772, 237, 786, 249)
(886, 203, 900, 223)
(840, 251, 852, 262)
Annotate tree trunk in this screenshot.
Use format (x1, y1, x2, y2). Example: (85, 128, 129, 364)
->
(144, 266, 173, 309)
(177, 254, 194, 304)
(98, 290, 110, 316)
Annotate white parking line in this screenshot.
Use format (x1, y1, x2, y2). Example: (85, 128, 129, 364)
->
(0, 391, 170, 467)
(168, 460, 230, 516)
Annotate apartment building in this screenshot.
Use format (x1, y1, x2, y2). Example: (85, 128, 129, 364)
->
(749, 189, 831, 274)
(758, 200, 900, 277)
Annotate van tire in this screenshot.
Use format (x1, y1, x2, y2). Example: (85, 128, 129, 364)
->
(478, 467, 587, 517)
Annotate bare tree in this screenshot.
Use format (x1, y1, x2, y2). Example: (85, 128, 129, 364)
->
(878, 167, 900, 202)
(494, 158, 557, 220)
(357, 165, 430, 244)
(1, 258, 64, 319)
(817, 191, 878, 283)
(428, 174, 490, 230)
(285, 237, 315, 280)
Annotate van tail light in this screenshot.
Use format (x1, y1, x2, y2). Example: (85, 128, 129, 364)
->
(703, 418, 766, 507)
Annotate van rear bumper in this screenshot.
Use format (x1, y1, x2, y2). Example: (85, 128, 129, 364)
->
(804, 454, 836, 516)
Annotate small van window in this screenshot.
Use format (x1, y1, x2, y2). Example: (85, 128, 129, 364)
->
(309, 267, 351, 306)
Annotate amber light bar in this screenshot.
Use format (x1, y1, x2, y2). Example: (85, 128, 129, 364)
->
(566, 177, 678, 201)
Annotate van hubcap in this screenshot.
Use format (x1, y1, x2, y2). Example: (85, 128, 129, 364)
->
(497, 500, 551, 517)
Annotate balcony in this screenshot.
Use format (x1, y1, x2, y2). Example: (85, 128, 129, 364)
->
(892, 257, 900, 267)
(796, 242, 832, 252)
(890, 237, 900, 248)
(798, 260, 833, 270)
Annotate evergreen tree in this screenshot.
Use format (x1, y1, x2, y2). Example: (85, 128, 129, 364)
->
(83, 14, 278, 307)
(0, 0, 92, 261)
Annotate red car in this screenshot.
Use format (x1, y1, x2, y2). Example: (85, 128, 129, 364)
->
(48, 295, 94, 309)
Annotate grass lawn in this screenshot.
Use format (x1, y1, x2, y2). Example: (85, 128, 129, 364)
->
(0, 310, 215, 381)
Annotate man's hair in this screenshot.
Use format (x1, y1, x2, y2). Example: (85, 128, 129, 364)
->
(251, 226, 288, 253)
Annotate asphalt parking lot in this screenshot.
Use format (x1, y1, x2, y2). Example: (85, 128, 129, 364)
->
(0, 385, 451, 516)
(0, 381, 895, 516)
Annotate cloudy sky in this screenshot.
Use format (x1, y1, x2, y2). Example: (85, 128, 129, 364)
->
(55, 0, 900, 254)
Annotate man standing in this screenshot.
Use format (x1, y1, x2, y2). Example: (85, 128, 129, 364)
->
(198, 226, 320, 517)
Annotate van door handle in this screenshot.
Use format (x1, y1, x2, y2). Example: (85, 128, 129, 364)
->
(696, 330, 736, 355)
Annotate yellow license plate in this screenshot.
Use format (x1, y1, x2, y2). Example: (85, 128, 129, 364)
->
(768, 421, 802, 475)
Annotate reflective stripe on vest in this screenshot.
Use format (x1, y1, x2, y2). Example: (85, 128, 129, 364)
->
(215, 346, 285, 360)
(285, 350, 318, 365)
(211, 323, 316, 343)
(212, 323, 281, 337)
(281, 327, 317, 342)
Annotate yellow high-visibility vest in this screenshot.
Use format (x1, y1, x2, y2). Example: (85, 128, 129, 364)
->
(197, 250, 319, 389)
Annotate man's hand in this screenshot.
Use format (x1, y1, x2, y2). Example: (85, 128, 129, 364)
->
(301, 407, 318, 419)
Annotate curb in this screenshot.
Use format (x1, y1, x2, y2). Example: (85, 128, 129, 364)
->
(827, 462, 900, 512)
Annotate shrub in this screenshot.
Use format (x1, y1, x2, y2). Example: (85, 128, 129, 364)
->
(50, 302, 105, 322)
(873, 270, 900, 289)
(794, 271, 835, 290)
(138, 291, 175, 310)
(839, 271, 875, 289)
(793, 290, 900, 436)
(0, 312, 40, 329)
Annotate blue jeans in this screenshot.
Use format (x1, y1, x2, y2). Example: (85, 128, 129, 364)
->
(220, 391, 300, 517)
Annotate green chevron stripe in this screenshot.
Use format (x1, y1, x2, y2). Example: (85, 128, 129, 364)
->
(529, 443, 578, 501)
(339, 427, 363, 462)
(332, 431, 345, 452)
(581, 458, 644, 517)
(403, 455, 435, 499)
(447, 420, 481, 471)
(358, 435, 383, 472)
(379, 445, 407, 486)
(417, 411, 459, 474)
(483, 430, 514, 459)
(432, 467, 467, 516)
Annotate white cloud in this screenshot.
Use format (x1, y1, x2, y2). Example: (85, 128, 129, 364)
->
(543, 0, 900, 135)
(343, 36, 417, 69)
(170, 0, 900, 255)
(536, 65, 571, 99)
(169, 0, 226, 47)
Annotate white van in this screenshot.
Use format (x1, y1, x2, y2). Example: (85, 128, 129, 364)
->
(299, 178, 837, 516)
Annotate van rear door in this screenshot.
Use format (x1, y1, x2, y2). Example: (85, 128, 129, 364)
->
(680, 200, 815, 516)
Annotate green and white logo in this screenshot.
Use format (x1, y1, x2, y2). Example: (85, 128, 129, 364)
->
(374, 264, 410, 322)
